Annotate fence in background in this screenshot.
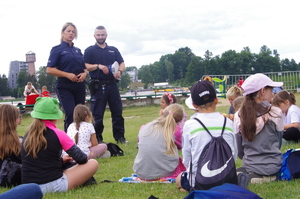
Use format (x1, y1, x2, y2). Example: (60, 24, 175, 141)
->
(201, 71, 300, 97)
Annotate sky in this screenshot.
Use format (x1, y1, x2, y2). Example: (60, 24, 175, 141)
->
(0, 0, 299, 77)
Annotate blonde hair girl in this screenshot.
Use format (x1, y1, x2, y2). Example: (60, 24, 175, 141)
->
(226, 86, 242, 119)
(133, 104, 186, 180)
(67, 104, 108, 159)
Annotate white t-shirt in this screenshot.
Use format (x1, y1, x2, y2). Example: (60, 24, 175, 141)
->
(284, 104, 300, 130)
(182, 112, 237, 187)
(24, 85, 36, 96)
(66, 122, 95, 155)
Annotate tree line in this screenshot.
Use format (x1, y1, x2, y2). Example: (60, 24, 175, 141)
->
(136, 45, 300, 88)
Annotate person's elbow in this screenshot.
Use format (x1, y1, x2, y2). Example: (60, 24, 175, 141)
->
(46, 66, 53, 75)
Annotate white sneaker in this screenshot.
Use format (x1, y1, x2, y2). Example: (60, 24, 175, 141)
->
(99, 150, 111, 158)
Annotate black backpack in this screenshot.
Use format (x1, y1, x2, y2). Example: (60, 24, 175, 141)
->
(107, 143, 124, 157)
(190, 117, 238, 191)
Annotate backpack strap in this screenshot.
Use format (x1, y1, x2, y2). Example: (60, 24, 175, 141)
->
(188, 116, 227, 191)
(194, 116, 227, 137)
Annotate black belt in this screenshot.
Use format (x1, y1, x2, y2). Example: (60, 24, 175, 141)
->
(91, 79, 116, 85)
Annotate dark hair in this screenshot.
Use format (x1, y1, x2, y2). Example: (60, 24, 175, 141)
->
(162, 93, 177, 106)
(96, 25, 106, 30)
(272, 90, 296, 106)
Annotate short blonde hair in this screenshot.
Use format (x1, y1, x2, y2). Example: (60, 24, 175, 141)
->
(226, 86, 242, 98)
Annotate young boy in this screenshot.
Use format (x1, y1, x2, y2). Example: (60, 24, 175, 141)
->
(176, 80, 238, 191)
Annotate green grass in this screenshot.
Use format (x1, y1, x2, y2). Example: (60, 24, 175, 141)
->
(2, 96, 300, 198)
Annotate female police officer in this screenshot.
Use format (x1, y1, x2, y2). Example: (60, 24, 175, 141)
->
(46, 22, 88, 132)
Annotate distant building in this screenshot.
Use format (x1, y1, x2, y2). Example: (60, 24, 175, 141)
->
(127, 70, 138, 82)
(8, 51, 36, 89)
(26, 51, 36, 75)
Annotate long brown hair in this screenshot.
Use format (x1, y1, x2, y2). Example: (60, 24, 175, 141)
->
(272, 90, 296, 106)
(73, 104, 93, 144)
(239, 90, 271, 142)
(0, 104, 21, 159)
(152, 104, 184, 155)
(23, 119, 47, 158)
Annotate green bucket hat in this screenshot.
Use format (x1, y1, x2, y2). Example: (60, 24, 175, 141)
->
(31, 97, 63, 120)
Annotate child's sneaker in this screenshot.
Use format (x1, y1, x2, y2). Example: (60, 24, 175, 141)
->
(99, 150, 111, 158)
(248, 173, 278, 184)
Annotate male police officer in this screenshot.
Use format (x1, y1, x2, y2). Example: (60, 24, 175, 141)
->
(84, 26, 127, 144)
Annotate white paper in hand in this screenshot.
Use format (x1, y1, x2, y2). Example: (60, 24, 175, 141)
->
(109, 61, 120, 76)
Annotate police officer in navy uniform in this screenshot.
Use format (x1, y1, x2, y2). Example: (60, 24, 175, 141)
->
(84, 25, 127, 143)
(46, 22, 88, 132)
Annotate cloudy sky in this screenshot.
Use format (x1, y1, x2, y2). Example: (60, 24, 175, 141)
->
(0, 0, 299, 76)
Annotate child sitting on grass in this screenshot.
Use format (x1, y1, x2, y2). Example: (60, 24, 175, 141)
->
(234, 73, 284, 184)
(133, 104, 186, 180)
(226, 86, 242, 120)
(21, 97, 98, 194)
(272, 90, 300, 143)
(176, 80, 238, 191)
(159, 92, 186, 149)
(67, 104, 110, 159)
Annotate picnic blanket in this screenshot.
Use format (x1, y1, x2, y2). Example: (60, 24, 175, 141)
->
(119, 174, 176, 183)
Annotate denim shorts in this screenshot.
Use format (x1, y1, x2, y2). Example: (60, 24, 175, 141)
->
(39, 173, 68, 194)
(180, 171, 191, 191)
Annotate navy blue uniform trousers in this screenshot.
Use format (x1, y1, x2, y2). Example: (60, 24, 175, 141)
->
(56, 80, 86, 132)
(90, 83, 124, 141)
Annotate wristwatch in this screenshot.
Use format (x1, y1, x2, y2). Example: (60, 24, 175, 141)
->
(118, 70, 123, 75)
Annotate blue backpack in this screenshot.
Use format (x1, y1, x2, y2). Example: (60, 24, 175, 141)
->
(280, 148, 300, 181)
(190, 117, 238, 191)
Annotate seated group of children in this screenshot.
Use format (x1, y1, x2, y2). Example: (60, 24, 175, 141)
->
(134, 73, 296, 193)
(2, 73, 298, 197)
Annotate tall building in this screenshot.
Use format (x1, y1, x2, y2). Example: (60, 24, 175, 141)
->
(26, 51, 36, 75)
(8, 51, 36, 89)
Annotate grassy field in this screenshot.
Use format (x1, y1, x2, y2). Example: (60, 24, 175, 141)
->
(1, 97, 300, 199)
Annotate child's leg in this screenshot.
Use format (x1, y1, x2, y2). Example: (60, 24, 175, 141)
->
(175, 172, 183, 189)
(176, 172, 189, 192)
(88, 143, 107, 159)
(64, 159, 98, 190)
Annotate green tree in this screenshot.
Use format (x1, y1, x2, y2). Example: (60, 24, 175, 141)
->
(219, 50, 242, 75)
(185, 56, 203, 84)
(140, 66, 154, 89)
(149, 62, 165, 83)
(253, 45, 280, 73)
(239, 47, 255, 74)
(165, 61, 174, 83)
(17, 69, 29, 97)
(36, 66, 56, 93)
(172, 51, 189, 80)
(119, 73, 131, 90)
(0, 74, 10, 96)
(125, 66, 138, 71)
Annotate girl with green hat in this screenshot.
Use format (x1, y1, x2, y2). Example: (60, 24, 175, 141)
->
(21, 97, 98, 194)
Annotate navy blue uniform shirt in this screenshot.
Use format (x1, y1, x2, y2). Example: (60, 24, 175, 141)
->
(47, 41, 86, 82)
(84, 44, 124, 80)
